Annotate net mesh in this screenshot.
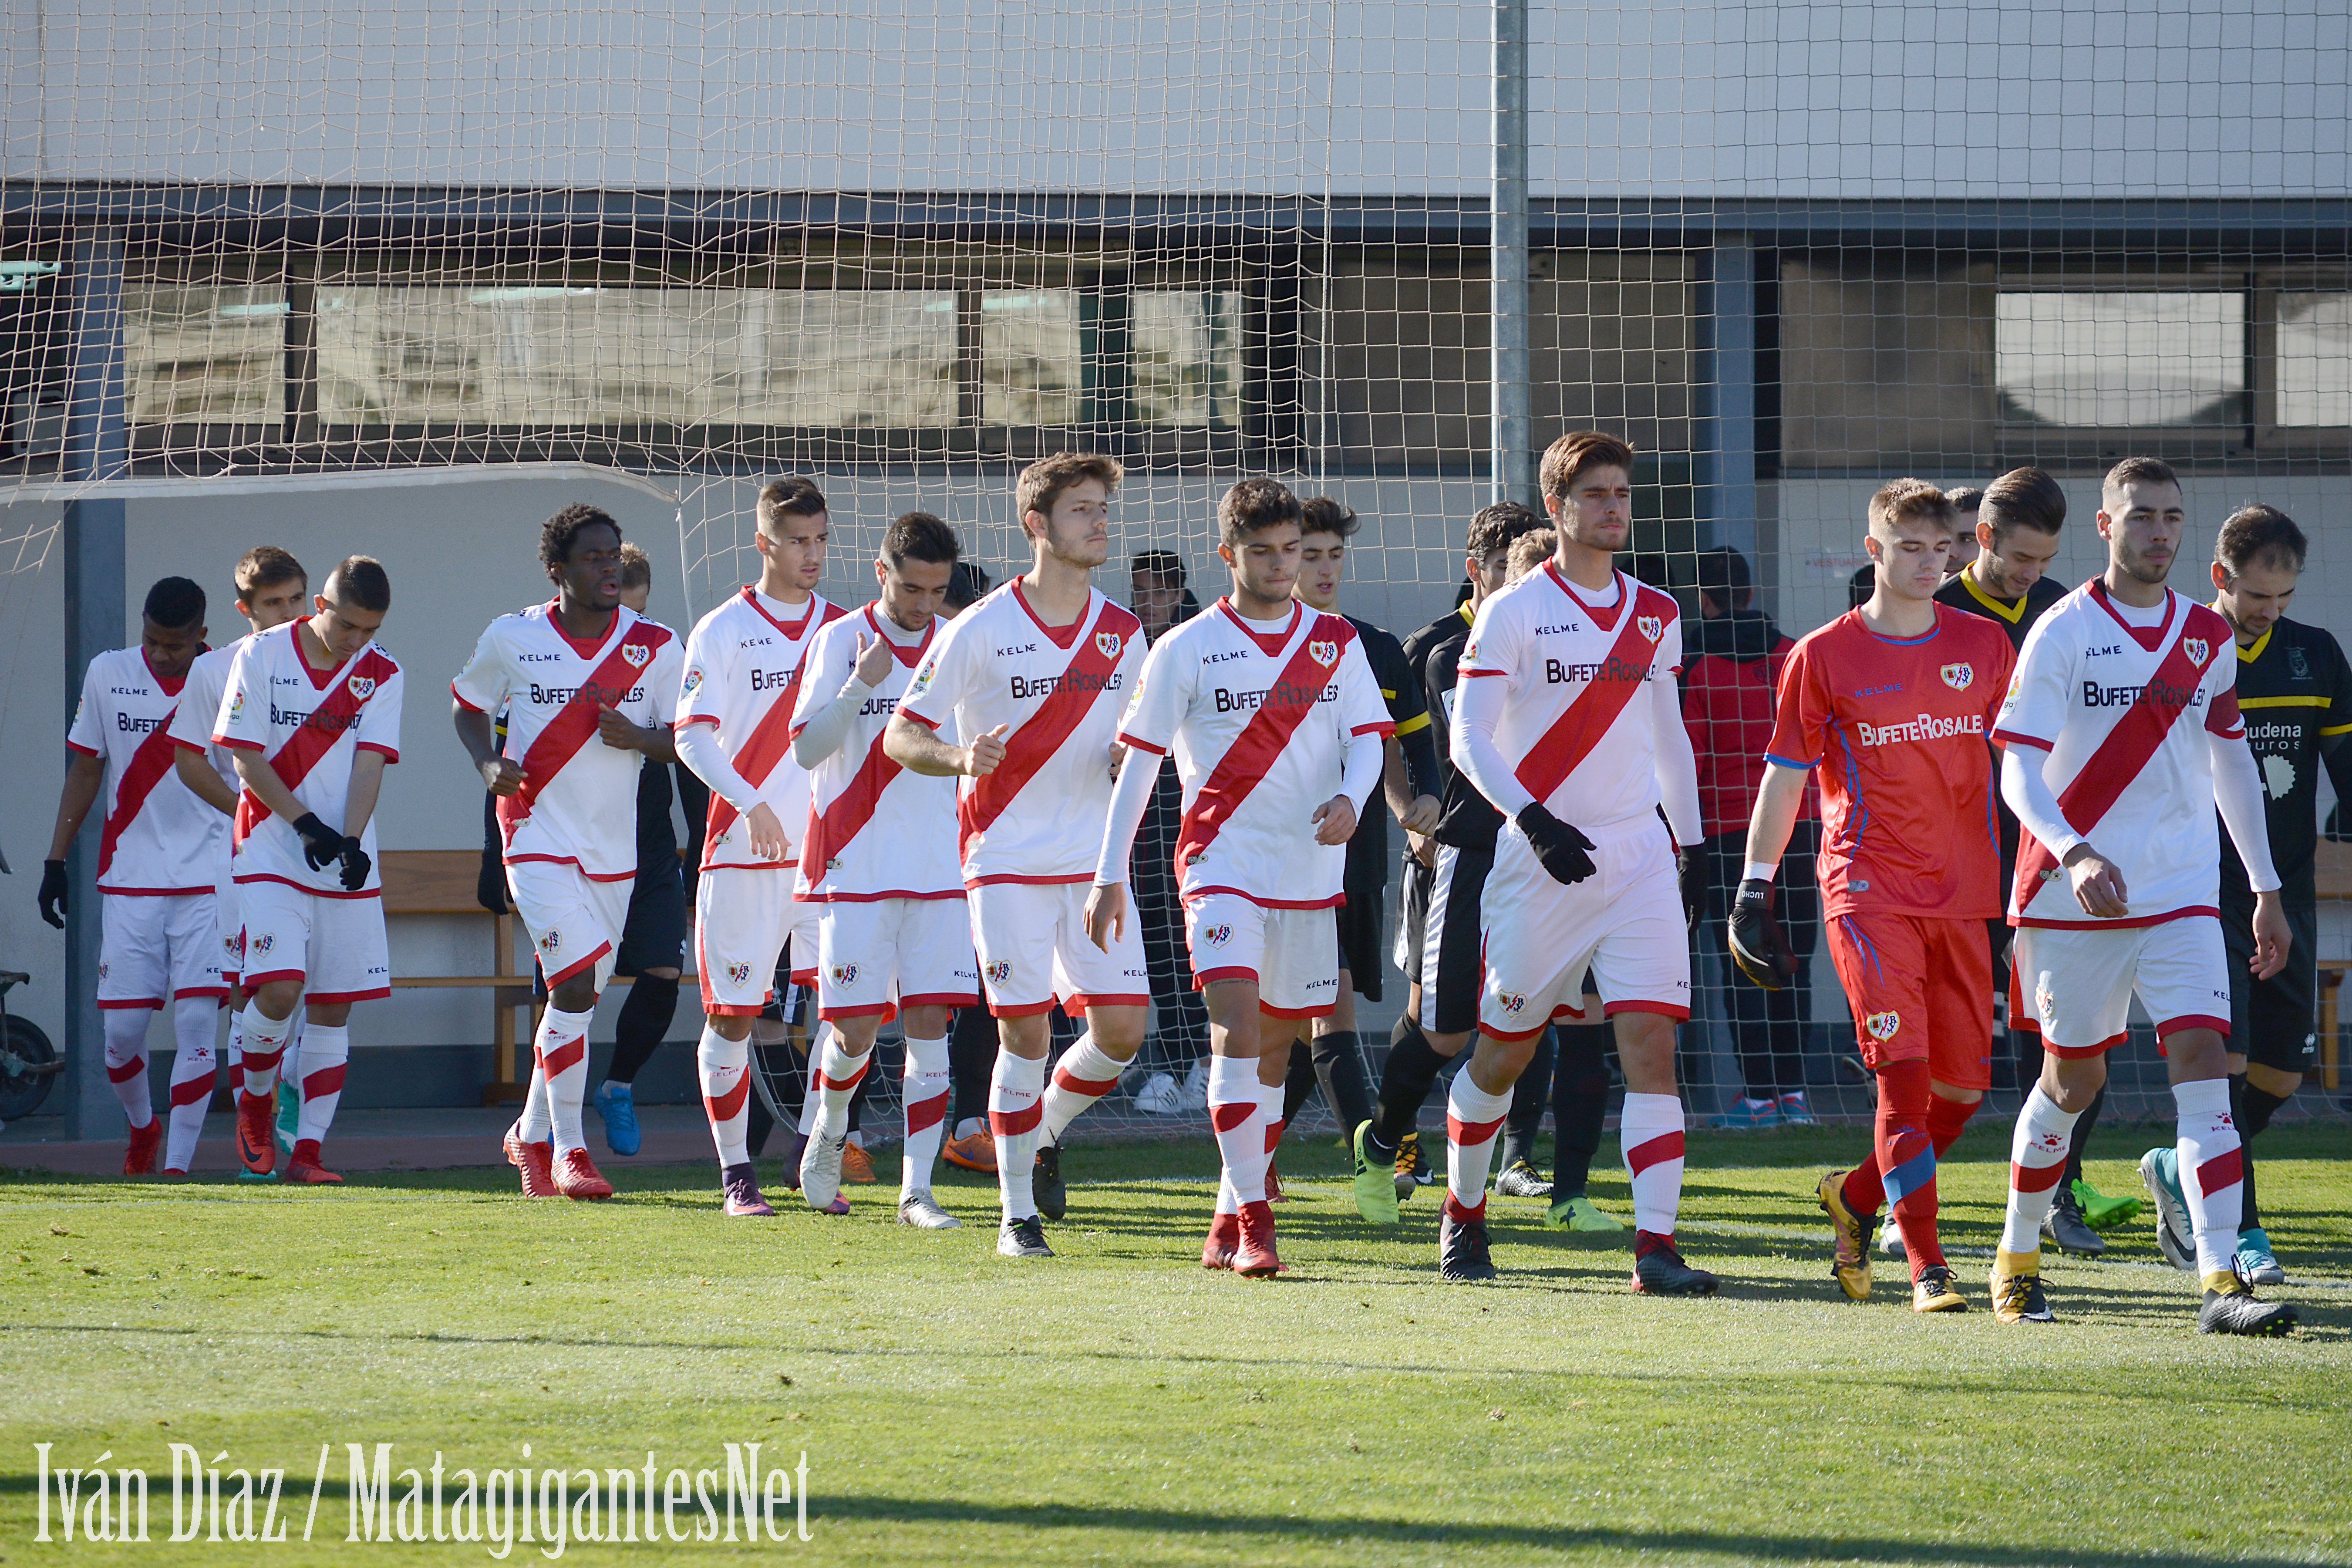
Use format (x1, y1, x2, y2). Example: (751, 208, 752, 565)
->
(7, 4, 2351, 1127)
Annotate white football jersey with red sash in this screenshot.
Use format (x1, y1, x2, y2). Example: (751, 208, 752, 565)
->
(215, 622, 404, 897)
(1455, 564, 1684, 833)
(897, 581, 1144, 887)
(451, 602, 683, 882)
(1114, 599, 1392, 909)
(676, 588, 845, 872)
(1992, 580, 2242, 928)
(67, 645, 224, 896)
(791, 605, 963, 902)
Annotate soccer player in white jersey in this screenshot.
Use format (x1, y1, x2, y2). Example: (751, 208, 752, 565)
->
(40, 577, 224, 1176)
(1445, 431, 1714, 1294)
(672, 478, 846, 1216)
(167, 546, 310, 1175)
(454, 506, 684, 1202)
(213, 556, 404, 1184)
(1988, 456, 2298, 1335)
(886, 453, 1150, 1260)
(789, 510, 977, 1227)
(1089, 478, 1392, 1278)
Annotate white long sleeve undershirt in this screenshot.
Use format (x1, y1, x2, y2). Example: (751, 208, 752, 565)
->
(1451, 669, 1702, 844)
(1999, 733, 2281, 895)
(675, 721, 762, 815)
(1091, 728, 1385, 887)
(790, 670, 876, 769)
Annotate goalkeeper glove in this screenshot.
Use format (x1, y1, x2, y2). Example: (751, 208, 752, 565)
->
(1676, 845, 1708, 930)
(293, 812, 347, 871)
(37, 860, 67, 928)
(338, 839, 372, 892)
(1515, 803, 1597, 886)
(1727, 878, 1798, 990)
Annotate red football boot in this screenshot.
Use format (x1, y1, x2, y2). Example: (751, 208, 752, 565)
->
(123, 1118, 162, 1176)
(235, 1092, 276, 1176)
(1200, 1211, 1240, 1270)
(503, 1123, 557, 1198)
(1233, 1198, 1283, 1278)
(554, 1148, 614, 1200)
(283, 1140, 343, 1185)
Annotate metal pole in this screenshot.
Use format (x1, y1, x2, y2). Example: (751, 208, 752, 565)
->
(60, 226, 128, 1140)
(1490, 0, 1532, 506)
(1702, 236, 1759, 561)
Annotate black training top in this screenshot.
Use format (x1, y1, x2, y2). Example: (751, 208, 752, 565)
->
(1344, 612, 1443, 891)
(1933, 569, 2067, 652)
(1404, 601, 1510, 853)
(2219, 614, 2352, 901)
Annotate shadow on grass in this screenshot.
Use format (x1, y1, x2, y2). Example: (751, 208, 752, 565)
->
(805, 1494, 2340, 1566)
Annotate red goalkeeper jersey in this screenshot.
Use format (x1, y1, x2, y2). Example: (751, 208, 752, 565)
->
(1763, 605, 2015, 919)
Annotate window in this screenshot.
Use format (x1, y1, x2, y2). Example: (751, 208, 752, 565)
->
(1133, 291, 1242, 428)
(1994, 292, 2244, 428)
(125, 281, 286, 425)
(979, 290, 1082, 426)
(2276, 293, 2352, 428)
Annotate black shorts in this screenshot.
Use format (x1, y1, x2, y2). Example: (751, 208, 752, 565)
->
(1336, 885, 1385, 1003)
(615, 854, 689, 978)
(1396, 853, 1433, 988)
(1415, 844, 1493, 1037)
(2223, 894, 2320, 1075)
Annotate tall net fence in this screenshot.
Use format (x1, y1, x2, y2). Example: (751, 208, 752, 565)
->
(4, 4, 2350, 1132)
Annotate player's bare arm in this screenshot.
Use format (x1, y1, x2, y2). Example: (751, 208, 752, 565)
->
(884, 712, 1006, 777)
(1311, 793, 1358, 845)
(172, 744, 239, 815)
(595, 702, 680, 763)
(452, 702, 524, 796)
(2062, 843, 2130, 920)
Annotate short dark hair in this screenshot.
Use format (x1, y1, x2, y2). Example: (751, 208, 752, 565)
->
(1982, 466, 2067, 540)
(884, 510, 960, 570)
(617, 541, 653, 592)
(1298, 496, 1361, 540)
(144, 576, 205, 630)
(1131, 548, 1186, 584)
(1946, 486, 1984, 514)
(945, 560, 993, 612)
(1695, 547, 1752, 611)
(540, 503, 622, 570)
(758, 477, 828, 533)
(2216, 503, 2308, 581)
(233, 546, 305, 602)
(1538, 430, 1636, 504)
(1217, 478, 1303, 545)
(327, 556, 391, 614)
(1016, 452, 1122, 530)
(2103, 455, 2180, 496)
(1466, 501, 1543, 562)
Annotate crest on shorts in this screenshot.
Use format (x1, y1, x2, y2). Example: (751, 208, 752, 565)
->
(1637, 615, 1664, 644)
(539, 929, 561, 954)
(1308, 639, 1338, 668)
(2184, 637, 2210, 667)
(985, 959, 1012, 985)
(1865, 1010, 1900, 1041)
(621, 642, 652, 669)
(97, 961, 108, 980)
(727, 962, 752, 986)
(1498, 991, 1529, 1018)
(830, 962, 859, 987)
(1940, 662, 1973, 690)
(249, 933, 273, 956)
(1096, 631, 1122, 660)
(223, 933, 240, 961)
(1200, 923, 1233, 948)
(347, 674, 375, 701)
(2035, 982, 2057, 1021)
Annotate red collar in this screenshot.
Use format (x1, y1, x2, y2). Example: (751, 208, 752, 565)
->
(545, 598, 624, 661)
(2088, 579, 2177, 653)
(1216, 598, 1302, 657)
(1011, 578, 1090, 649)
(142, 645, 188, 698)
(864, 604, 934, 666)
(288, 619, 360, 691)
(1547, 563, 1628, 631)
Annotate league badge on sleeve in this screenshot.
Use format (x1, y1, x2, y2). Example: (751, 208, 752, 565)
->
(1940, 662, 1973, 690)
(683, 666, 704, 696)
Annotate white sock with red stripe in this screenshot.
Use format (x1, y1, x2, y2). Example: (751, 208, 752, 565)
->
(1261, 1081, 1287, 1167)
(1040, 1033, 1123, 1146)
(238, 1006, 290, 1100)
(1444, 1071, 1512, 1221)
(899, 1033, 950, 1197)
(1620, 1092, 1688, 1239)
(163, 1000, 219, 1171)
(1998, 1085, 2081, 1256)
(811, 1032, 870, 1140)
(102, 1009, 156, 1130)
(990, 1048, 1047, 1221)
(1206, 1055, 1269, 1206)
(532, 1004, 596, 1156)
(292, 1023, 350, 1164)
(2173, 1077, 2245, 1283)
(697, 1024, 752, 1167)
(794, 1023, 833, 1139)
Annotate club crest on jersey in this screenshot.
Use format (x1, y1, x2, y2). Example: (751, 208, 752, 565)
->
(830, 963, 860, 987)
(1309, 639, 1338, 668)
(726, 962, 751, 987)
(985, 960, 1012, 985)
(347, 674, 376, 701)
(1940, 662, 1973, 690)
(1200, 923, 1234, 948)
(1865, 1011, 1900, 1041)
(621, 642, 651, 669)
(1096, 631, 1123, 659)
(2184, 637, 2210, 667)
(1637, 615, 1663, 643)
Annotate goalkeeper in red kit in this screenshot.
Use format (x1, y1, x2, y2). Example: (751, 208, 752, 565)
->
(1733, 479, 2015, 1312)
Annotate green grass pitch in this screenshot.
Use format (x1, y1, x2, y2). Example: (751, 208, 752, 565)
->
(5, 1121, 2349, 1565)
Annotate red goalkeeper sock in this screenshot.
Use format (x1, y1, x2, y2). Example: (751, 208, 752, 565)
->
(1873, 1059, 1942, 1275)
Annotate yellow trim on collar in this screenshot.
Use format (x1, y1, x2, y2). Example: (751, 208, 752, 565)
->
(1457, 601, 1476, 627)
(2236, 625, 2272, 664)
(1959, 570, 2029, 625)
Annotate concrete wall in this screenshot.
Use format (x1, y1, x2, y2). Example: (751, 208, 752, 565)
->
(3, 3, 2343, 197)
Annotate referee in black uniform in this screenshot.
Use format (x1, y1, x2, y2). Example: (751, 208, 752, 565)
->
(2137, 504, 2351, 1285)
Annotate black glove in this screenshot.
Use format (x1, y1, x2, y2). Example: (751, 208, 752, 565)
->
(1676, 845, 1708, 930)
(293, 812, 346, 871)
(1727, 877, 1798, 990)
(1516, 803, 1597, 886)
(37, 859, 67, 928)
(338, 838, 371, 892)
